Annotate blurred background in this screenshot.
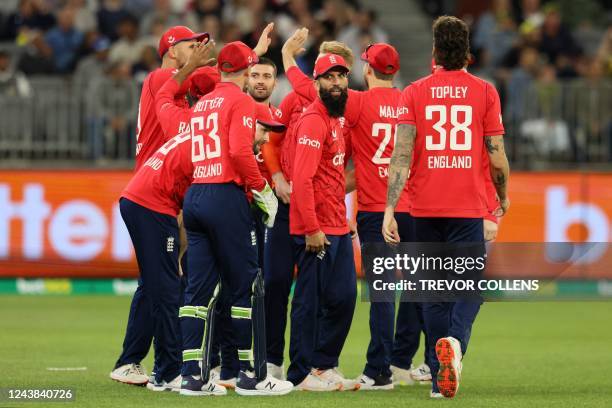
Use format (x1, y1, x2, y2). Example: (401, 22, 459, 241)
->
(0, 0, 611, 288)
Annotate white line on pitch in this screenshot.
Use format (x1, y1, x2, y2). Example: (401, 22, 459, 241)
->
(46, 367, 88, 371)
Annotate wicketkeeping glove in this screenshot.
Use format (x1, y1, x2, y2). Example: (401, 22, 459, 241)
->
(251, 182, 279, 228)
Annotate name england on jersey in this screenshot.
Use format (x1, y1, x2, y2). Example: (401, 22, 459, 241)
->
(428, 155, 472, 169)
(193, 163, 223, 178)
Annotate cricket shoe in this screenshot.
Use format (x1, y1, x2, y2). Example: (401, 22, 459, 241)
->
(355, 374, 393, 391)
(267, 362, 286, 380)
(179, 375, 227, 396)
(235, 371, 294, 396)
(430, 391, 444, 399)
(109, 363, 149, 386)
(435, 337, 463, 398)
(411, 363, 432, 383)
(316, 368, 360, 391)
(390, 365, 415, 386)
(210, 365, 237, 389)
(147, 375, 181, 392)
(296, 372, 341, 391)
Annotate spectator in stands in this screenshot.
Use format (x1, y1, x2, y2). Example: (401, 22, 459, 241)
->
(506, 46, 539, 124)
(108, 15, 146, 66)
(518, 0, 544, 27)
(69, 0, 97, 33)
(131, 45, 159, 85)
(140, 0, 183, 38)
(198, 14, 221, 45)
(88, 60, 139, 160)
(521, 63, 570, 157)
(74, 36, 110, 89)
(44, 7, 83, 73)
(538, 4, 581, 65)
(274, 0, 313, 41)
(596, 27, 612, 78)
(0, 50, 32, 98)
(97, 0, 131, 41)
(124, 0, 154, 17)
(2, 0, 56, 41)
(338, 7, 389, 87)
(472, 0, 517, 72)
(192, 0, 222, 19)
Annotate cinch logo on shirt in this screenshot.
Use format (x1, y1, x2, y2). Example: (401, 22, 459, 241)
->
(333, 152, 345, 166)
(298, 136, 321, 149)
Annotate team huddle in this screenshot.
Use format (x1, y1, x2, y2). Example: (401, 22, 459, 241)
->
(108, 15, 511, 400)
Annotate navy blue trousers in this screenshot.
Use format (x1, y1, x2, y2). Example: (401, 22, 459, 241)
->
(287, 234, 357, 385)
(263, 201, 295, 366)
(357, 211, 426, 378)
(210, 206, 266, 380)
(116, 198, 181, 382)
(413, 217, 484, 393)
(181, 183, 258, 376)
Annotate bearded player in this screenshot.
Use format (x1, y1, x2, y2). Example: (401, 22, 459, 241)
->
(281, 30, 428, 390)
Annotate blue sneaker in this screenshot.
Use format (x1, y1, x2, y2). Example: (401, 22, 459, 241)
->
(235, 371, 293, 396)
(179, 375, 227, 396)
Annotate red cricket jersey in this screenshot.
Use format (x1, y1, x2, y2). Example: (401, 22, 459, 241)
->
(190, 82, 265, 190)
(291, 99, 349, 236)
(286, 67, 409, 212)
(276, 90, 311, 181)
(254, 103, 282, 184)
(135, 68, 190, 171)
(123, 131, 193, 217)
(397, 68, 504, 218)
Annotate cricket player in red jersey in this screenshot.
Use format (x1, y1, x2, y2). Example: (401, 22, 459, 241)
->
(134, 26, 210, 171)
(178, 41, 293, 397)
(287, 54, 358, 391)
(110, 26, 210, 387)
(255, 38, 357, 384)
(111, 41, 219, 392)
(280, 30, 428, 389)
(383, 16, 511, 399)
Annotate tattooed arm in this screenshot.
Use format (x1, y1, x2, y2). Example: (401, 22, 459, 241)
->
(382, 124, 416, 243)
(485, 135, 510, 215)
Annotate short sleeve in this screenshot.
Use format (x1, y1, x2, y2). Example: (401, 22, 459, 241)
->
(483, 82, 505, 136)
(397, 85, 416, 125)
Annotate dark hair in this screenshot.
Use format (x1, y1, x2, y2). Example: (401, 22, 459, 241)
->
(432, 15, 469, 70)
(373, 70, 394, 81)
(254, 57, 277, 76)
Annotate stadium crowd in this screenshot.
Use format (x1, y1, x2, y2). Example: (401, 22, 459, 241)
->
(0, 0, 610, 163)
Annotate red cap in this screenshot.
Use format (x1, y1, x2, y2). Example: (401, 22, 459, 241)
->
(186, 66, 221, 98)
(361, 43, 400, 75)
(158, 26, 209, 58)
(255, 103, 286, 132)
(313, 53, 349, 79)
(217, 41, 258, 73)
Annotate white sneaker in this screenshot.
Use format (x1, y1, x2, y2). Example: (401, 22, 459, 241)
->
(355, 374, 393, 391)
(147, 375, 182, 392)
(317, 368, 360, 391)
(266, 362, 286, 380)
(179, 375, 227, 396)
(390, 365, 415, 386)
(435, 336, 463, 398)
(110, 363, 149, 385)
(411, 363, 432, 383)
(296, 371, 342, 391)
(235, 371, 293, 396)
(209, 366, 236, 389)
(430, 391, 444, 398)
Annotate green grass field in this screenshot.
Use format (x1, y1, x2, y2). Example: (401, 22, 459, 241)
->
(0, 296, 611, 407)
